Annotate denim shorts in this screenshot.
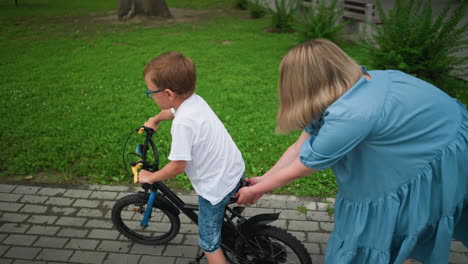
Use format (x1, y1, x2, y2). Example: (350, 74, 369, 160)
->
(198, 181, 240, 253)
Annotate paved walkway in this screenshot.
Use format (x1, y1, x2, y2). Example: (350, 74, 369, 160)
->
(0, 182, 467, 264)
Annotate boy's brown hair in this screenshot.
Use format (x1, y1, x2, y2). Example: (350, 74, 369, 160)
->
(143, 52, 196, 96)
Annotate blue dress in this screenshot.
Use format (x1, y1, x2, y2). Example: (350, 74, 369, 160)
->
(300, 67, 468, 263)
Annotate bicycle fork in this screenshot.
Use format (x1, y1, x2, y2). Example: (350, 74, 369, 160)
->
(141, 191, 157, 228)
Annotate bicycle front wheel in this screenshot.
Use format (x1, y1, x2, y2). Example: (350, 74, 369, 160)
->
(233, 225, 312, 264)
(111, 193, 180, 245)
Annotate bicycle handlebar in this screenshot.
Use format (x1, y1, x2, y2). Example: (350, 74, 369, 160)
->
(129, 126, 157, 184)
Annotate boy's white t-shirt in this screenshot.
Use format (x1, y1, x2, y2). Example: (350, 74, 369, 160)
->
(168, 94, 245, 205)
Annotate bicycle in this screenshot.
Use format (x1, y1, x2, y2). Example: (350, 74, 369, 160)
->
(111, 126, 313, 264)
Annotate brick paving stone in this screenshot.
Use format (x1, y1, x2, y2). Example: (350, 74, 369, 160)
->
(103, 253, 141, 264)
(68, 251, 107, 264)
(0, 213, 29, 222)
(303, 242, 321, 254)
(50, 206, 77, 215)
(20, 195, 48, 204)
(73, 199, 101, 208)
(45, 197, 74, 206)
(37, 187, 66, 196)
(20, 204, 48, 214)
(12, 186, 40, 195)
(33, 237, 69, 248)
(97, 240, 132, 252)
(0, 244, 10, 255)
(0, 193, 22, 202)
(63, 190, 92, 199)
(56, 228, 89, 238)
(319, 222, 334, 232)
(12, 260, 47, 264)
(55, 217, 87, 227)
(36, 249, 73, 262)
(89, 185, 129, 192)
(183, 235, 198, 245)
(84, 219, 111, 228)
(26, 215, 58, 225)
(163, 245, 199, 258)
(277, 209, 308, 220)
(307, 232, 330, 244)
(76, 208, 104, 218)
(4, 247, 41, 260)
(0, 202, 23, 212)
(0, 223, 30, 234)
(2, 234, 38, 246)
(0, 184, 15, 193)
(26, 225, 60, 236)
(288, 220, 319, 231)
(87, 229, 119, 240)
(65, 239, 100, 250)
(89, 191, 117, 200)
(139, 255, 176, 264)
(130, 244, 165, 255)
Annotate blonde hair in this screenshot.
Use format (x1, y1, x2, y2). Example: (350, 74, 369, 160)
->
(276, 39, 362, 134)
(143, 52, 196, 97)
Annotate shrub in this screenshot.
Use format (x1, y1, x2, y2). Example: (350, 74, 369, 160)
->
(249, 0, 267, 19)
(234, 0, 248, 10)
(295, 0, 349, 43)
(270, 0, 299, 33)
(365, 0, 467, 90)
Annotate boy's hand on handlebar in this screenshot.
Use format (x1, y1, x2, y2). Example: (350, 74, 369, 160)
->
(144, 117, 160, 132)
(138, 170, 154, 184)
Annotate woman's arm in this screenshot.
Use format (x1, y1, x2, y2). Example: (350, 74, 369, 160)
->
(236, 157, 316, 205)
(236, 131, 316, 205)
(262, 131, 311, 178)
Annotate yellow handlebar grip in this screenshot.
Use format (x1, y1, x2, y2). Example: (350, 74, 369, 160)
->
(132, 163, 143, 183)
(138, 127, 144, 134)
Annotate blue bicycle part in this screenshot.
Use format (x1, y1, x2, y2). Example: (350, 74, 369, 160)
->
(141, 191, 157, 228)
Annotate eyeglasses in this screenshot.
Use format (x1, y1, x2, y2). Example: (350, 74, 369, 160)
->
(145, 88, 163, 98)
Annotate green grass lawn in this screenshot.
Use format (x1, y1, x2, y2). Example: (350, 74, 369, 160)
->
(1, 0, 466, 198)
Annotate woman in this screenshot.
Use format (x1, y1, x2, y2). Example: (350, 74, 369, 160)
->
(235, 39, 468, 263)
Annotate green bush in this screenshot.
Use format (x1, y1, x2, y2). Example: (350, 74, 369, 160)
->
(234, 0, 248, 10)
(295, 0, 349, 43)
(365, 0, 467, 91)
(270, 0, 299, 32)
(249, 0, 267, 19)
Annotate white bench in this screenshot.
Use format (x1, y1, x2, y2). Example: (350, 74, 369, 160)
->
(302, 0, 381, 24)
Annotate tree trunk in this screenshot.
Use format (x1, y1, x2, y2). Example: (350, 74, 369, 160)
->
(118, 0, 172, 21)
(15, 0, 18, 6)
(143, 0, 172, 18)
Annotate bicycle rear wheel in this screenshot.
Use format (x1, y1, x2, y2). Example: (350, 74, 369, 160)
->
(111, 193, 180, 245)
(232, 226, 312, 264)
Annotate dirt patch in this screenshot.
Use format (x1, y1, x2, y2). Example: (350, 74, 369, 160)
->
(66, 8, 231, 28)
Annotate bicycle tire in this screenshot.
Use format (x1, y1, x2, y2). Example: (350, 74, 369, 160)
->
(232, 225, 312, 264)
(112, 193, 180, 245)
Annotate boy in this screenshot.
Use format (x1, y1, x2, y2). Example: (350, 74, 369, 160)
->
(138, 51, 245, 264)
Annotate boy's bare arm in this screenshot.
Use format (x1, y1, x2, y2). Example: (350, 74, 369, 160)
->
(144, 109, 174, 131)
(139, 160, 186, 183)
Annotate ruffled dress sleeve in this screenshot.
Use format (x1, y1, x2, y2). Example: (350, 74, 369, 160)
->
(300, 80, 378, 170)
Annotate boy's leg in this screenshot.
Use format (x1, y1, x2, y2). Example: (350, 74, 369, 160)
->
(198, 182, 240, 264)
(205, 249, 227, 264)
